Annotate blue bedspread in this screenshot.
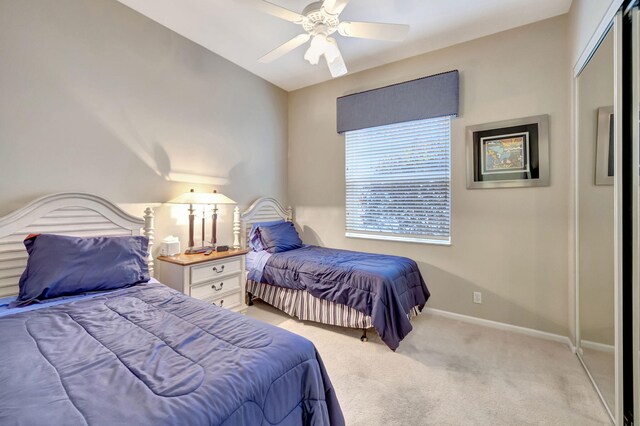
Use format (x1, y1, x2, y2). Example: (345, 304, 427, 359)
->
(260, 246, 430, 351)
(0, 281, 344, 426)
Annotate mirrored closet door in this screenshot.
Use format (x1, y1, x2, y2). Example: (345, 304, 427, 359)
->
(576, 23, 616, 422)
(577, 2, 640, 424)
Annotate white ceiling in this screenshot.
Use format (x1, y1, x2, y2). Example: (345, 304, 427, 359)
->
(116, 0, 572, 91)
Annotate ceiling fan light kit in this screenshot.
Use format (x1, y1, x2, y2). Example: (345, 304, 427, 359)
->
(252, 0, 410, 78)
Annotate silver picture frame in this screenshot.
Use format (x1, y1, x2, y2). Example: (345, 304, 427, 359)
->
(466, 114, 550, 189)
(595, 106, 614, 186)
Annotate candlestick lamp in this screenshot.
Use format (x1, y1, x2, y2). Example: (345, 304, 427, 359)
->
(168, 189, 236, 254)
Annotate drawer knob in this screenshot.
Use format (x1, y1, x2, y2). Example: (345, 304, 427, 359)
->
(211, 282, 224, 291)
(212, 265, 225, 273)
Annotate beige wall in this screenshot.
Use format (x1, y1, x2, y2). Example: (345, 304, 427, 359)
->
(288, 16, 571, 336)
(0, 0, 288, 251)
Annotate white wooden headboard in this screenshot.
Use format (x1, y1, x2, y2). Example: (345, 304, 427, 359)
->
(0, 193, 155, 297)
(237, 197, 292, 249)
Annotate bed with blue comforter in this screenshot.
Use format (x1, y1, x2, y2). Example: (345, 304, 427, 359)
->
(0, 280, 344, 426)
(248, 245, 430, 351)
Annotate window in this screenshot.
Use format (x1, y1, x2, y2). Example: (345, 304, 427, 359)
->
(345, 116, 451, 245)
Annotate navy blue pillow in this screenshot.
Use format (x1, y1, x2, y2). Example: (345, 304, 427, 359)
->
(14, 234, 150, 306)
(249, 220, 285, 251)
(258, 221, 303, 253)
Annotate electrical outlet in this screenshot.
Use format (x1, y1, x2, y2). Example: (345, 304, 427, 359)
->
(473, 292, 482, 304)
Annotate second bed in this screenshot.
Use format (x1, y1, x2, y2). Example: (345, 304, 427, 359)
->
(240, 198, 430, 351)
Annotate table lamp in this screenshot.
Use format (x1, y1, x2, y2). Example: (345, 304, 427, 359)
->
(168, 189, 236, 254)
(206, 190, 236, 247)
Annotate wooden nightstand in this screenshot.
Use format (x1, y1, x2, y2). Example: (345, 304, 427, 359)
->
(156, 249, 249, 312)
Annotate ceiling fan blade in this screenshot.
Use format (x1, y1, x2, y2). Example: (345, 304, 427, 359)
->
(321, 0, 350, 15)
(325, 47, 347, 78)
(338, 21, 410, 41)
(247, 0, 305, 23)
(259, 34, 311, 63)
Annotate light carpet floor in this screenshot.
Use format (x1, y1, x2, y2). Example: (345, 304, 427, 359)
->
(246, 300, 611, 426)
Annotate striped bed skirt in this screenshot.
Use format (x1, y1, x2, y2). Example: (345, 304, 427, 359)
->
(246, 280, 421, 330)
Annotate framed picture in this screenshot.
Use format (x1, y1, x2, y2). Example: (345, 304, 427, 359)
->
(595, 106, 614, 186)
(466, 115, 550, 189)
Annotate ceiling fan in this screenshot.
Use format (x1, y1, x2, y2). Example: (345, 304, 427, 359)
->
(249, 0, 410, 78)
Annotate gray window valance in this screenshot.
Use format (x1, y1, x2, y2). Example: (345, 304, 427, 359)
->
(336, 70, 459, 134)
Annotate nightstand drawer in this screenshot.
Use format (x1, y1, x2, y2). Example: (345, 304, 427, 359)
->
(191, 275, 241, 301)
(157, 249, 248, 313)
(209, 291, 242, 310)
(191, 258, 241, 284)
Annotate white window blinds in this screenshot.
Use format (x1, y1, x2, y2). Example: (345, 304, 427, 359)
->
(345, 116, 451, 244)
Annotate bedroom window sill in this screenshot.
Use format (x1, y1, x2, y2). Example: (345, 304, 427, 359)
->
(345, 232, 451, 246)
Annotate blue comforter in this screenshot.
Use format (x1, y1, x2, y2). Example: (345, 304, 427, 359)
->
(260, 246, 430, 350)
(0, 281, 344, 426)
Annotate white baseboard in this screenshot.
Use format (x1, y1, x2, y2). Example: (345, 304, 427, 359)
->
(581, 339, 615, 354)
(424, 307, 575, 352)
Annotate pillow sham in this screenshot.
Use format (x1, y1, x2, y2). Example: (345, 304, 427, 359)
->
(249, 220, 285, 252)
(14, 234, 150, 306)
(258, 221, 303, 253)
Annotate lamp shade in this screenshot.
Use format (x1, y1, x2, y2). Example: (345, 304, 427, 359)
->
(206, 190, 236, 205)
(169, 189, 236, 205)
